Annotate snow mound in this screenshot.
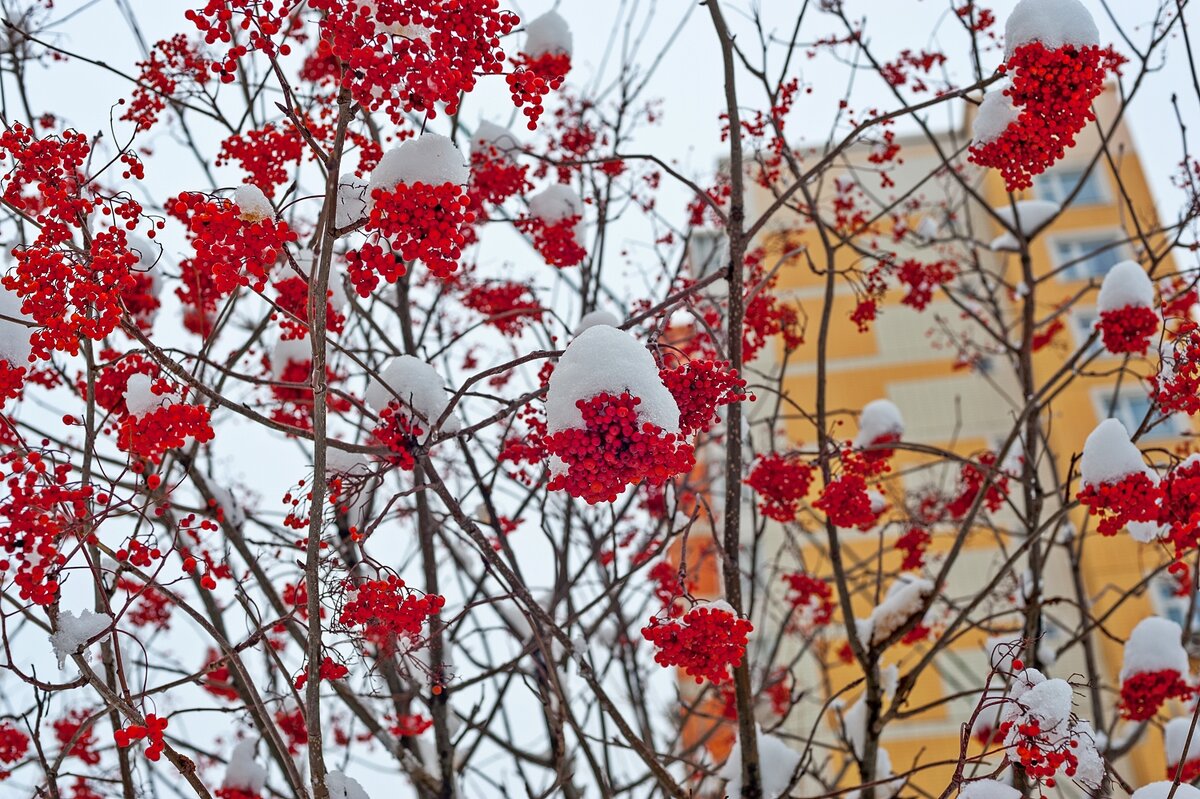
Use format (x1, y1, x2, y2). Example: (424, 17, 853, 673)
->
(719, 728, 800, 799)
(1166, 717, 1200, 767)
(524, 10, 572, 57)
(1098, 260, 1155, 311)
(270, 335, 313, 380)
(960, 778, 1019, 799)
(857, 577, 933, 646)
(972, 86, 1019, 146)
(854, 399, 904, 448)
(1005, 0, 1100, 58)
(368, 133, 469, 197)
(545, 325, 679, 434)
(336, 174, 369, 229)
(124, 373, 176, 418)
(1132, 783, 1200, 799)
(365, 355, 460, 433)
(989, 200, 1059, 251)
(234, 184, 273, 222)
(1127, 521, 1168, 543)
(50, 609, 110, 668)
(0, 285, 32, 365)
(1120, 616, 1189, 681)
(528, 184, 583, 223)
(1019, 675, 1074, 729)
(1079, 418, 1153, 487)
(473, 121, 521, 157)
(223, 741, 267, 794)
(326, 771, 371, 799)
(574, 310, 620, 334)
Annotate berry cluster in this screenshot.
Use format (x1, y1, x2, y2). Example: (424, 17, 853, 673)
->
(368, 182, 474, 280)
(0, 723, 29, 775)
(1077, 471, 1160, 537)
(781, 572, 834, 626)
(969, 42, 1123, 191)
(344, 241, 407, 298)
(53, 710, 101, 765)
(746, 453, 814, 522)
(945, 451, 1011, 519)
(1097, 305, 1160, 355)
(338, 576, 444, 655)
(517, 213, 587, 268)
(814, 472, 879, 531)
(1154, 322, 1200, 416)
(272, 274, 345, 340)
(309, 0, 518, 124)
(118, 398, 215, 464)
(201, 648, 239, 699)
(293, 656, 350, 690)
(1119, 669, 1193, 721)
(468, 144, 531, 207)
(508, 52, 571, 130)
(641, 603, 753, 685)
(895, 527, 932, 570)
(186, 0, 298, 83)
(122, 35, 211, 130)
(659, 359, 749, 436)
(372, 402, 425, 470)
(113, 714, 168, 761)
(217, 123, 303, 196)
(544, 391, 695, 504)
(170, 192, 297, 319)
(459, 279, 543, 336)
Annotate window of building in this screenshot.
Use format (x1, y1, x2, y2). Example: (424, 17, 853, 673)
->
(1071, 309, 1105, 360)
(687, 231, 728, 278)
(1034, 166, 1108, 206)
(1052, 231, 1128, 281)
(1093, 387, 1190, 441)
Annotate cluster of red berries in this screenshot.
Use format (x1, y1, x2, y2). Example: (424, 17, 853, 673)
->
(1097, 305, 1160, 355)
(544, 391, 695, 504)
(469, 145, 531, 207)
(781, 572, 834, 626)
(123, 266, 161, 331)
(368, 182, 474, 281)
(641, 603, 753, 685)
(647, 560, 697, 618)
(508, 52, 571, 130)
(517, 213, 587, 268)
(659, 359, 749, 436)
(0, 123, 92, 229)
(0, 362, 27, 407)
(293, 656, 350, 690)
(0, 723, 29, 773)
(122, 35, 211, 129)
(372, 403, 425, 471)
(1077, 471, 1160, 537)
(170, 192, 297, 299)
(92, 353, 159, 417)
(118, 577, 174, 630)
(309, 0, 518, 124)
(186, 0, 297, 83)
(272, 274, 345, 340)
(969, 42, 1123, 191)
(113, 714, 168, 761)
(275, 706, 308, 754)
(344, 241, 407, 298)
(338, 576, 444, 655)
(895, 527, 932, 570)
(895, 258, 957, 311)
(746, 453, 814, 522)
(1159, 459, 1200, 555)
(390, 714, 433, 737)
(1007, 718, 1080, 786)
(880, 48, 948, 91)
(201, 648, 239, 699)
(115, 538, 162, 568)
(946, 451, 1011, 520)
(53, 710, 101, 765)
(217, 123, 303, 196)
(814, 472, 879, 531)
(1119, 668, 1193, 721)
(0, 452, 90, 607)
(1169, 759, 1200, 783)
(118, 399, 215, 463)
(1154, 323, 1200, 416)
(459, 279, 544, 335)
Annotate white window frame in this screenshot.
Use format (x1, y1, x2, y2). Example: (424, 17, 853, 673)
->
(1070, 308, 1105, 360)
(1048, 228, 1131, 282)
(1090, 386, 1190, 442)
(1034, 165, 1110, 207)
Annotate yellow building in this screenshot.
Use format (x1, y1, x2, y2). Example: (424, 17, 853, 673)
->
(685, 85, 1192, 796)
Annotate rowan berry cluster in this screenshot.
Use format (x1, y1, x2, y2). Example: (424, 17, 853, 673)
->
(308, 0, 517, 123)
(508, 52, 571, 130)
(517, 213, 587, 268)
(122, 35, 211, 130)
(293, 656, 350, 690)
(368, 182, 474, 280)
(746, 453, 814, 522)
(459, 279, 543, 335)
(186, 0, 298, 83)
(781, 572, 834, 626)
(344, 241, 406, 298)
(53, 710, 101, 765)
(372, 402, 425, 471)
(271, 274, 345, 340)
(468, 144, 531, 207)
(544, 391, 695, 504)
(0, 723, 29, 777)
(969, 42, 1124, 191)
(113, 714, 168, 761)
(641, 603, 753, 685)
(118, 398, 215, 464)
(338, 576, 444, 655)
(1097, 305, 1160, 355)
(946, 451, 1011, 519)
(659, 359, 749, 436)
(217, 123, 303, 196)
(1119, 669, 1193, 721)
(1077, 471, 1160, 537)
